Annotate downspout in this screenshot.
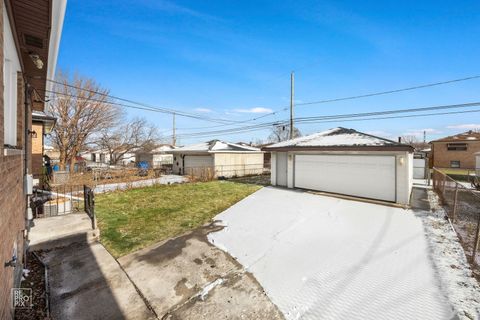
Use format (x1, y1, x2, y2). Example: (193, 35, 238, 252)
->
(24, 82, 33, 231)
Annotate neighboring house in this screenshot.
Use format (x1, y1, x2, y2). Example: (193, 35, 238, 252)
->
(430, 130, 480, 170)
(263, 127, 414, 205)
(31, 110, 56, 179)
(170, 140, 264, 178)
(81, 149, 136, 167)
(135, 144, 175, 168)
(0, 1, 65, 318)
(44, 145, 60, 161)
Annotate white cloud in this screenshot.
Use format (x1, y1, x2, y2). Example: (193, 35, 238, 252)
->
(233, 107, 273, 114)
(446, 124, 480, 130)
(194, 108, 212, 113)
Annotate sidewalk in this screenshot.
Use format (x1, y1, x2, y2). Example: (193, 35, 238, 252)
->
(30, 214, 156, 319)
(93, 174, 187, 193)
(39, 239, 156, 319)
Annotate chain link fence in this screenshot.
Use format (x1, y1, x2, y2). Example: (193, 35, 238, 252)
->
(432, 168, 480, 278)
(184, 163, 270, 182)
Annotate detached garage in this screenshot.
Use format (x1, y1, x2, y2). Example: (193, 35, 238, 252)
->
(170, 140, 264, 178)
(264, 127, 414, 205)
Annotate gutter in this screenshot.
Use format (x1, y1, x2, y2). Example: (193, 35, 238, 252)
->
(263, 145, 415, 152)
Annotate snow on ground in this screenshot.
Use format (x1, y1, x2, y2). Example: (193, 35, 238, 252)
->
(417, 190, 480, 319)
(208, 187, 456, 320)
(93, 175, 187, 193)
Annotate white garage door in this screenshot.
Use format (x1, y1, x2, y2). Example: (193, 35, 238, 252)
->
(295, 154, 396, 202)
(184, 155, 214, 169)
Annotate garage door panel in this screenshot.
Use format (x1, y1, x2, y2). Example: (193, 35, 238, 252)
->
(184, 155, 213, 168)
(295, 155, 396, 202)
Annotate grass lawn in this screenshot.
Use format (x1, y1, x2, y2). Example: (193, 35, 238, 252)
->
(95, 180, 261, 257)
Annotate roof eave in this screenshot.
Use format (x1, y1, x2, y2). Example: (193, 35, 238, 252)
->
(264, 145, 414, 152)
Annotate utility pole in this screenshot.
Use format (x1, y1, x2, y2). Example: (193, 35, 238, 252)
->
(423, 130, 426, 144)
(172, 113, 176, 146)
(289, 71, 295, 139)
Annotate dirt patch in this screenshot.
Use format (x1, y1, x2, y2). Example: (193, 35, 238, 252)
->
(14, 252, 49, 320)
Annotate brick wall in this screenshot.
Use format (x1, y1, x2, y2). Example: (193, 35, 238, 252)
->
(0, 154, 25, 320)
(431, 141, 480, 169)
(0, 2, 27, 318)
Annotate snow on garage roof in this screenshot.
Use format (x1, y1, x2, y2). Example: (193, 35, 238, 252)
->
(264, 127, 413, 151)
(430, 130, 480, 143)
(171, 140, 261, 153)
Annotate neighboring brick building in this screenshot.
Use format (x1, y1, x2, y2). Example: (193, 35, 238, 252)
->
(0, 1, 65, 318)
(430, 130, 480, 169)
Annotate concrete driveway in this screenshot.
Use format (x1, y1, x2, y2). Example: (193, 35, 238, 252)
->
(208, 187, 456, 320)
(118, 223, 284, 319)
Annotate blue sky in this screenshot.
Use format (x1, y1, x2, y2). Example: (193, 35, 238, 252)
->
(57, 0, 480, 144)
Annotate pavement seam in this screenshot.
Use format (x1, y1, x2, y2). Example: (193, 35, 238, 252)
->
(103, 242, 161, 320)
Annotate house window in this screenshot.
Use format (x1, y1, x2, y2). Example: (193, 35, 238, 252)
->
(447, 143, 467, 151)
(91, 153, 96, 162)
(450, 160, 460, 168)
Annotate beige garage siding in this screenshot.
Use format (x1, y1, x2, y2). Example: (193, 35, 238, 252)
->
(214, 153, 264, 177)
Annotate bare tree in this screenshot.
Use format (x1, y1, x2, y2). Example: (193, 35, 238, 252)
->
(95, 118, 160, 165)
(400, 135, 429, 150)
(48, 72, 121, 172)
(268, 125, 302, 143)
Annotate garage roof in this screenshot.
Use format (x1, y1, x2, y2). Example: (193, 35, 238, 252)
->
(171, 140, 261, 153)
(264, 127, 413, 152)
(429, 130, 480, 143)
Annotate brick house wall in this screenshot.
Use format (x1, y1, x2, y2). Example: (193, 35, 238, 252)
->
(431, 141, 480, 169)
(0, 2, 27, 318)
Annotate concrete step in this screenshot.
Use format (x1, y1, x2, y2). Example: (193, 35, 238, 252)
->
(29, 213, 100, 251)
(29, 228, 100, 251)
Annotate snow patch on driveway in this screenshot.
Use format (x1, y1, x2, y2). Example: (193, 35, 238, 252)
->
(208, 187, 456, 320)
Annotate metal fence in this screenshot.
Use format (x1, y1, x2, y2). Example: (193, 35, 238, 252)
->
(432, 168, 480, 276)
(31, 184, 96, 229)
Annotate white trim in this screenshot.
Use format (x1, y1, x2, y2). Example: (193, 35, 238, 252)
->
(46, 0, 67, 91)
(3, 5, 21, 146)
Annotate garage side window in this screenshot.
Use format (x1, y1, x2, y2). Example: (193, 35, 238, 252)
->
(447, 143, 467, 151)
(450, 160, 460, 168)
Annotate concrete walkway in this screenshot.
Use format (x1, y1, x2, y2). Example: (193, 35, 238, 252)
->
(94, 174, 187, 194)
(30, 214, 156, 319)
(39, 240, 155, 320)
(29, 213, 98, 250)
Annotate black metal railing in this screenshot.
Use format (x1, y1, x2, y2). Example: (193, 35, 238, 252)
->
(84, 185, 96, 229)
(32, 184, 96, 229)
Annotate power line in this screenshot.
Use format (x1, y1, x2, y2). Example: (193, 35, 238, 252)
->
(42, 88, 239, 125)
(175, 108, 480, 139)
(174, 101, 480, 138)
(39, 74, 480, 131)
(295, 75, 480, 107)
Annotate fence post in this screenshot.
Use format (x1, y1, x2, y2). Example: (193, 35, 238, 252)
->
(473, 214, 480, 266)
(442, 173, 447, 198)
(452, 184, 458, 222)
